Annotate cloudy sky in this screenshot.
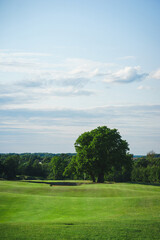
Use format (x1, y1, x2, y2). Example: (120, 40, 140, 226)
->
(0, 0, 160, 154)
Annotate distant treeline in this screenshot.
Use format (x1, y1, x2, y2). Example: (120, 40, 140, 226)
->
(0, 153, 76, 180)
(131, 152, 160, 183)
(0, 152, 160, 183)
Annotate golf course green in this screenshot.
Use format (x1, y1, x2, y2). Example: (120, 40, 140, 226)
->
(0, 180, 160, 239)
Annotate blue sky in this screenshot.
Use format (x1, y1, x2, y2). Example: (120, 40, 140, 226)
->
(0, 0, 160, 154)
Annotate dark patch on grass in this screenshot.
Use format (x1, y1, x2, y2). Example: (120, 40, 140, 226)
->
(50, 182, 82, 186)
(24, 181, 82, 186)
(64, 223, 74, 225)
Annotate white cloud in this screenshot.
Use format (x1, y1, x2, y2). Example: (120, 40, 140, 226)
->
(0, 51, 114, 77)
(0, 50, 51, 57)
(137, 85, 152, 90)
(0, 104, 160, 153)
(0, 50, 147, 86)
(118, 56, 136, 60)
(0, 104, 159, 135)
(0, 51, 115, 104)
(0, 50, 151, 110)
(34, 86, 94, 96)
(103, 66, 148, 83)
(152, 68, 160, 80)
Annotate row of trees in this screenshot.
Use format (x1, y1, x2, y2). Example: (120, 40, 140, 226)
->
(0, 126, 160, 183)
(0, 152, 160, 183)
(131, 152, 160, 183)
(0, 153, 75, 180)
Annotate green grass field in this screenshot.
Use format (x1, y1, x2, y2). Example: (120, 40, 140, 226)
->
(0, 181, 160, 240)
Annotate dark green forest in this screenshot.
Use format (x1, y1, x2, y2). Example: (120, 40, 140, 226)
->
(0, 151, 160, 183)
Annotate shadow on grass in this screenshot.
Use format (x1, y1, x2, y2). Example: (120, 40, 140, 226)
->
(24, 181, 82, 186)
(23, 180, 116, 186)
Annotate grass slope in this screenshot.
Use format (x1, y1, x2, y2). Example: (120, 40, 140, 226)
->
(0, 181, 160, 239)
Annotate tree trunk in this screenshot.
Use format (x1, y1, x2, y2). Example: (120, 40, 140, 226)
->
(91, 175, 95, 182)
(97, 172, 104, 183)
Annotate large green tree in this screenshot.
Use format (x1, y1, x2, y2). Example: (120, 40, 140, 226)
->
(74, 126, 130, 183)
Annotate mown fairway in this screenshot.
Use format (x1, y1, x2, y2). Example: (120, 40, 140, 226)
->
(0, 181, 160, 240)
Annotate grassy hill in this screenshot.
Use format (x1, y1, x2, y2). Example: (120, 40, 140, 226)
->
(0, 181, 160, 239)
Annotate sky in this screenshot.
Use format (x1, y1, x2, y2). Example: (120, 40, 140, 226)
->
(0, 0, 160, 154)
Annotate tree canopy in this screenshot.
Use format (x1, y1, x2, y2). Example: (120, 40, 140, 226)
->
(74, 126, 130, 183)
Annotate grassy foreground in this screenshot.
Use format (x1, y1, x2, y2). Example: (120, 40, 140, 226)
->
(0, 181, 160, 240)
